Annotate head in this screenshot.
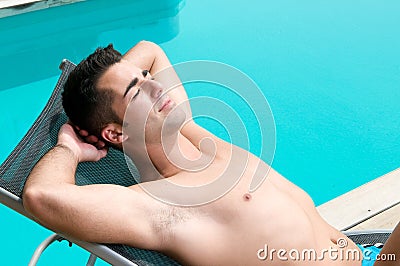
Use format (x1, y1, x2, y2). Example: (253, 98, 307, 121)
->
(63, 44, 184, 151)
(62, 44, 123, 149)
(97, 56, 184, 150)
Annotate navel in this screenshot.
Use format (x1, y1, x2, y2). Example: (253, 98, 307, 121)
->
(243, 193, 252, 201)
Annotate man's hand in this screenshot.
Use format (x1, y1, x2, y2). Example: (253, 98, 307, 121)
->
(57, 123, 108, 163)
(74, 125, 106, 150)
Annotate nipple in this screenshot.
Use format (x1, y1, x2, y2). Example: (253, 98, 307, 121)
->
(243, 193, 252, 201)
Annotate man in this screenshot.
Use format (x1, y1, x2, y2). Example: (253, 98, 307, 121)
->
(22, 41, 399, 265)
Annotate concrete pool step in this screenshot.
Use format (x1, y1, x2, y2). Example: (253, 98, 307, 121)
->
(317, 167, 400, 231)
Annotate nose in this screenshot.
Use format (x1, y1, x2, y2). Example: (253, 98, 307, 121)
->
(141, 79, 163, 99)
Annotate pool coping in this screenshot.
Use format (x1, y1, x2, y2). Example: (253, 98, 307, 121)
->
(317, 167, 400, 231)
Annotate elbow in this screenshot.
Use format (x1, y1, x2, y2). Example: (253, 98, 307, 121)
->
(138, 40, 158, 48)
(22, 185, 49, 219)
(138, 40, 163, 53)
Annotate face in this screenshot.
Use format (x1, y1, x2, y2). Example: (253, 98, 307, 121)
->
(97, 59, 184, 145)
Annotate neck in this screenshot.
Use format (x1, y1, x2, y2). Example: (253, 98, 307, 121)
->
(148, 132, 202, 177)
(125, 132, 201, 181)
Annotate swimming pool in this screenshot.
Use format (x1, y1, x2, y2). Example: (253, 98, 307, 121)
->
(1, 0, 399, 265)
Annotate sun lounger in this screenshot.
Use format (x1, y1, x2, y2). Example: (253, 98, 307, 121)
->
(0, 59, 392, 265)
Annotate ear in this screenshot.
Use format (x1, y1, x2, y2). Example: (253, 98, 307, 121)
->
(101, 123, 128, 145)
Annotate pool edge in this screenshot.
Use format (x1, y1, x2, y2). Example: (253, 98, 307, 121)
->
(317, 167, 400, 231)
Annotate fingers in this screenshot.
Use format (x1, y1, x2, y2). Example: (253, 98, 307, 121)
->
(67, 122, 87, 137)
(96, 140, 106, 150)
(91, 146, 109, 162)
(79, 129, 89, 137)
(59, 123, 110, 162)
(97, 147, 109, 160)
(66, 123, 108, 150)
(86, 135, 98, 143)
(84, 135, 106, 149)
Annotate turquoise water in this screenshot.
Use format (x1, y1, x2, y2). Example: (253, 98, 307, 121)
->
(1, 0, 400, 265)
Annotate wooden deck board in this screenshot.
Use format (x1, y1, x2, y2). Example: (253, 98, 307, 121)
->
(317, 168, 400, 231)
(349, 203, 400, 230)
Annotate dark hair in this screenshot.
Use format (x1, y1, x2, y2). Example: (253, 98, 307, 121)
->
(62, 44, 123, 141)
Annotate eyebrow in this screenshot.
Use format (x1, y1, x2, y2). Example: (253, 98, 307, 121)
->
(123, 77, 138, 98)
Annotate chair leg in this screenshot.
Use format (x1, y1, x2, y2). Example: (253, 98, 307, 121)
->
(86, 253, 97, 266)
(28, 233, 65, 266)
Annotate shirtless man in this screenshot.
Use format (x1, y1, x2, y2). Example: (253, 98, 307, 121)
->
(22, 41, 399, 265)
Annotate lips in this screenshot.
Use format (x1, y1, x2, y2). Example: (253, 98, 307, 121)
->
(158, 98, 172, 112)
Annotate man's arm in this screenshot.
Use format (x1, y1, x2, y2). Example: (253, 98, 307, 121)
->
(22, 124, 159, 249)
(122, 41, 192, 119)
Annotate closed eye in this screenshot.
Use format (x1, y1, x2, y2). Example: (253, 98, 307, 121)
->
(130, 89, 140, 101)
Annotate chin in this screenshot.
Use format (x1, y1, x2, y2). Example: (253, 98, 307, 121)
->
(161, 106, 187, 136)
